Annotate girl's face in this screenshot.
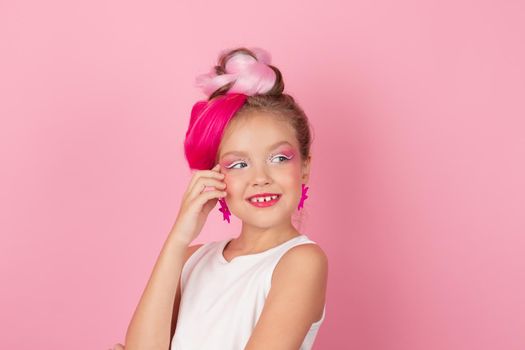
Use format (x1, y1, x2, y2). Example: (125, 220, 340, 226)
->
(217, 112, 311, 228)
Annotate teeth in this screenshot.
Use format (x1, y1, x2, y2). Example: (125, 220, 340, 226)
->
(250, 195, 278, 203)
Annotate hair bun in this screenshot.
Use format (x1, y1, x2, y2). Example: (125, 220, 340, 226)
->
(195, 47, 277, 98)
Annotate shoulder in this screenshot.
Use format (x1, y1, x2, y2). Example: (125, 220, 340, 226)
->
(185, 243, 204, 260)
(273, 242, 328, 284)
(183, 243, 206, 264)
(272, 241, 328, 319)
(243, 242, 328, 349)
(285, 241, 328, 262)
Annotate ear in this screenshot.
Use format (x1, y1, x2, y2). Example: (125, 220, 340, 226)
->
(301, 155, 312, 184)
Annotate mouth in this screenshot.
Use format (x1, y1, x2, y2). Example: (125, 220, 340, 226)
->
(246, 193, 282, 208)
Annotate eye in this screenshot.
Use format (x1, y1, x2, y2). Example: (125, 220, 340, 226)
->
(227, 161, 247, 169)
(226, 154, 292, 170)
(271, 154, 292, 163)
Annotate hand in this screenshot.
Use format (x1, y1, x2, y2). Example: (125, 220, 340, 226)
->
(170, 164, 227, 244)
(108, 343, 124, 350)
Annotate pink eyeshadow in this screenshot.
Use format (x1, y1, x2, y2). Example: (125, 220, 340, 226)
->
(220, 146, 296, 167)
(278, 147, 296, 159)
(220, 159, 236, 168)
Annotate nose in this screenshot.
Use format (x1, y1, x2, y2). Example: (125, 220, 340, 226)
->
(251, 165, 272, 187)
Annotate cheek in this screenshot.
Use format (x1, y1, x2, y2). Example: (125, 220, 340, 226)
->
(222, 174, 243, 194)
(285, 158, 303, 178)
(276, 163, 302, 189)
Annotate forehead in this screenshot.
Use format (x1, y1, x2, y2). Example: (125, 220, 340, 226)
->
(218, 113, 298, 156)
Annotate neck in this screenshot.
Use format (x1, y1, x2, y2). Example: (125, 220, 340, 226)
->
(229, 219, 300, 253)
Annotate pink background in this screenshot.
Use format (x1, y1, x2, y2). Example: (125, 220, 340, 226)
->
(1, 1, 524, 349)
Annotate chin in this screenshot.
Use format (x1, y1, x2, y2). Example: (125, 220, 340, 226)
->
(249, 213, 294, 228)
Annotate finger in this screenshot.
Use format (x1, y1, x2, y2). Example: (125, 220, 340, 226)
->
(186, 165, 224, 198)
(192, 189, 227, 208)
(187, 165, 225, 195)
(187, 177, 227, 203)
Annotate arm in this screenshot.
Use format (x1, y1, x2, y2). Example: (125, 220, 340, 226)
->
(111, 243, 203, 350)
(169, 244, 204, 347)
(124, 232, 189, 350)
(122, 164, 227, 349)
(111, 279, 181, 350)
(244, 244, 328, 350)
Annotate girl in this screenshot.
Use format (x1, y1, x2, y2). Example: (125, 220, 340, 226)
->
(112, 47, 328, 350)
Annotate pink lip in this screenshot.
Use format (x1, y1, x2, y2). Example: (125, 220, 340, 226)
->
(246, 193, 281, 200)
(246, 194, 281, 208)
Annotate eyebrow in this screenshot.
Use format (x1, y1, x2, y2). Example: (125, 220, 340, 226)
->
(220, 141, 293, 159)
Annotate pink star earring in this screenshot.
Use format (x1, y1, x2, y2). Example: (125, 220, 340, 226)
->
(218, 198, 231, 223)
(298, 183, 309, 210)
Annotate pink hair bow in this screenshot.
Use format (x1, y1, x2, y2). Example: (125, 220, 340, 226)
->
(195, 47, 277, 97)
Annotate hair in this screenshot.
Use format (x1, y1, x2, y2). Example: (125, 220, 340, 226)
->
(183, 47, 314, 228)
(184, 47, 314, 171)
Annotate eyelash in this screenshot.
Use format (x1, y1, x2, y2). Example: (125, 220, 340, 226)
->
(227, 154, 292, 169)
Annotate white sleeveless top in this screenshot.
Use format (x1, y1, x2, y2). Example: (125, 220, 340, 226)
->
(171, 234, 326, 350)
